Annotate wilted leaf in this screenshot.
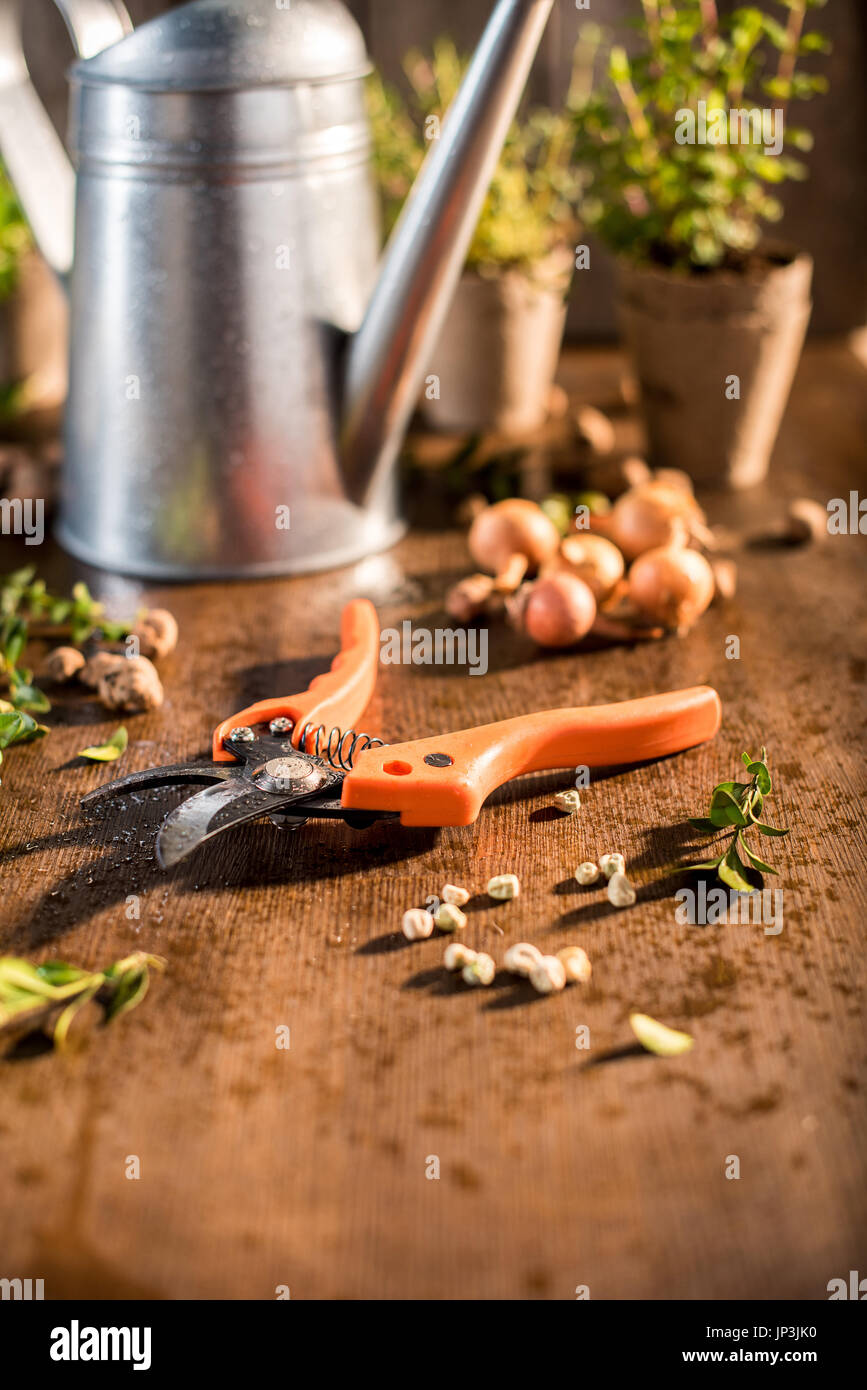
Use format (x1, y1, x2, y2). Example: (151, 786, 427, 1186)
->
(78, 726, 128, 762)
(630, 1013, 694, 1057)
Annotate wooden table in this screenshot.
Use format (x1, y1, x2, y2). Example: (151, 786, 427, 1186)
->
(1, 345, 865, 1300)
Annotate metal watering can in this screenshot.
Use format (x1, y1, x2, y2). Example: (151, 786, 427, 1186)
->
(0, 0, 554, 578)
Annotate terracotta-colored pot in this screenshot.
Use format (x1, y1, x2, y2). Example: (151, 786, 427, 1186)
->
(0, 249, 67, 434)
(421, 248, 572, 434)
(617, 248, 813, 489)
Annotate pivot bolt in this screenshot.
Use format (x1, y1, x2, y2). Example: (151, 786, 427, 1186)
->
(229, 726, 255, 742)
(269, 716, 293, 736)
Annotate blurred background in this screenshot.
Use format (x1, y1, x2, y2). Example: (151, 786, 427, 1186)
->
(19, 0, 867, 337)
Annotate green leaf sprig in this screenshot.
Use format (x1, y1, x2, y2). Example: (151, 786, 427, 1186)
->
(688, 747, 789, 891)
(0, 951, 165, 1052)
(0, 567, 137, 776)
(0, 702, 48, 785)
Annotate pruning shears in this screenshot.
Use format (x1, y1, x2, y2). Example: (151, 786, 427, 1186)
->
(82, 599, 722, 867)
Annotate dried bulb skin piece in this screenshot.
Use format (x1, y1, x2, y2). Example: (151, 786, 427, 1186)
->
(435, 903, 468, 932)
(444, 942, 477, 972)
(80, 651, 125, 689)
(557, 946, 592, 984)
(503, 942, 544, 977)
(462, 953, 495, 987)
(529, 955, 567, 994)
(607, 871, 636, 907)
(98, 656, 164, 712)
(132, 608, 179, 661)
(402, 908, 434, 941)
(37, 646, 85, 684)
(574, 405, 616, 456)
(787, 498, 828, 544)
(445, 573, 495, 623)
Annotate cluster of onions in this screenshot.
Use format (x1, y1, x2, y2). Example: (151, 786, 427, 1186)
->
(447, 476, 723, 649)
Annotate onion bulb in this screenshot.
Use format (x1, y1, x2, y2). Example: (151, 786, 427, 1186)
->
(468, 499, 560, 591)
(544, 533, 625, 602)
(512, 572, 597, 648)
(606, 481, 706, 561)
(628, 545, 715, 630)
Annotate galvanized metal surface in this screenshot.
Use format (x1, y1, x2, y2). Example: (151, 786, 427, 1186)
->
(1, 0, 555, 578)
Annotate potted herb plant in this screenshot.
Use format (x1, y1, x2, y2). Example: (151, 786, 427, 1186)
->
(572, 1, 830, 488)
(368, 39, 584, 435)
(0, 166, 67, 433)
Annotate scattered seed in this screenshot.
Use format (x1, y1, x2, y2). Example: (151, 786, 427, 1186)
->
(402, 908, 434, 941)
(487, 873, 520, 901)
(574, 861, 600, 885)
(553, 789, 581, 815)
(529, 955, 567, 994)
(442, 883, 470, 907)
(599, 852, 626, 880)
(444, 942, 477, 972)
(503, 942, 544, 977)
(435, 903, 467, 932)
(557, 946, 592, 984)
(607, 871, 636, 907)
(462, 953, 495, 987)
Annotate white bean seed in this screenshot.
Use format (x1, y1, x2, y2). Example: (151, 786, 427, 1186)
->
(487, 873, 520, 901)
(607, 871, 636, 907)
(599, 852, 626, 880)
(402, 908, 434, 941)
(503, 941, 544, 977)
(435, 902, 468, 932)
(574, 861, 600, 885)
(529, 955, 567, 994)
(557, 946, 592, 984)
(442, 883, 470, 906)
(462, 953, 495, 987)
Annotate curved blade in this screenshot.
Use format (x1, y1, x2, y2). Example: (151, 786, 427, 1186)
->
(157, 780, 304, 868)
(81, 762, 233, 807)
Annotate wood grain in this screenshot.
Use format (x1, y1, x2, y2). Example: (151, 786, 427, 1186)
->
(0, 343, 865, 1300)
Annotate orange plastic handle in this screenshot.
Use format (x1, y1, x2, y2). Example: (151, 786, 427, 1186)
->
(212, 598, 380, 761)
(342, 686, 722, 825)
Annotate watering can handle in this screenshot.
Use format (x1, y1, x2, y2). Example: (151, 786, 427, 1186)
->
(0, 0, 132, 281)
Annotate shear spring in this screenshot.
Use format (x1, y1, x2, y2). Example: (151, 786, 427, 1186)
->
(298, 722, 384, 771)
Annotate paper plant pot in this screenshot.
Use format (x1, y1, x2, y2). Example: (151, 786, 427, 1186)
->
(0, 249, 68, 434)
(617, 249, 813, 489)
(421, 249, 572, 434)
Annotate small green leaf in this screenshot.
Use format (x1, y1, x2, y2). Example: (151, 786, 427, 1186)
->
(78, 726, 128, 762)
(630, 1013, 694, 1057)
(690, 854, 725, 872)
(9, 680, 50, 713)
(710, 786, 748, 828)
(753, 821, 789, 837)
(718, 841, 755, 894)
(104, 966, 149, 1023)
(740, 840, 777, 876)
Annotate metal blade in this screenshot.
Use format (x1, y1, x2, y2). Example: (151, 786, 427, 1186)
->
(81, 762, 233, 807)
(157, 780, 305, 868)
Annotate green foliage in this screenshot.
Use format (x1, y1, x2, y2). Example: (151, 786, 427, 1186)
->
(0, 164, 31, 301)
(571, 1, 830, 271)
(688, 746, 789, 889)
(367, 37, 585, 272)
(0, 951, 165, 1050)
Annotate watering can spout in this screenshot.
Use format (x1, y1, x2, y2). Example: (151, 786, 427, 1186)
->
(341, 0, 555, 505)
